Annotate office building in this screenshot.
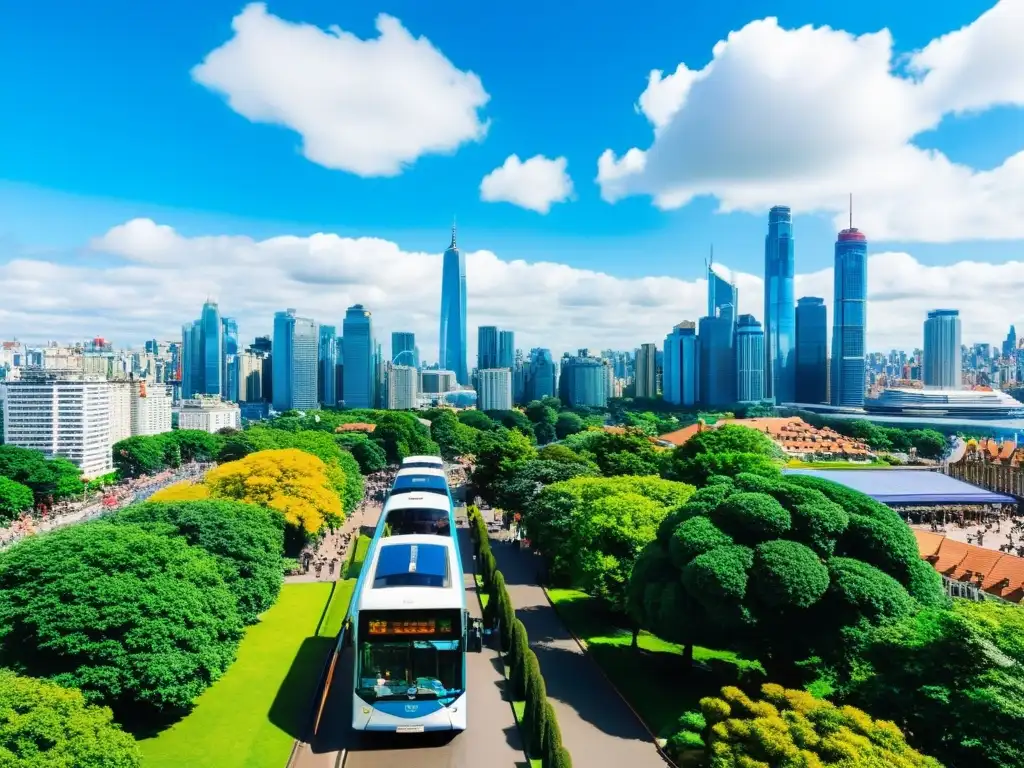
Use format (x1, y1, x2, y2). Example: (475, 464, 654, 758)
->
(698, 314, 736, 408)
(178, 396, 241, 433)
(200, 301, 223, 396)
(559, 354, 609, 408)
(222, 317, 239, 401)
(2, 369, 115, 477)
(635, 343, 658, 399)
(735, 314, 765, 402)
(290, 316, 318, 411)
(708, 258, 737, 320)
(663, 322, 699, 407)
(830, 217, 868, 407)
(477, 326, 499, 370)
(526, 348, 557, 401)
(795, 297, 828, 404)
(130, 380, 173, 436)
(319, 325, 338, 407)
(109, 380, 132, 444)
(343, 304, 375, 409)
(478, 369, 513, 411)
(387, 365, 418, 410)
(764, 206, 796, 403)
(498, 331, 515, 369)
(439, 224, 469, 385)
(923, 309, 962, 389)
(238, 352, 264, 402)
(272, 310, 295, 412)
(421, 369, 457, 394)
(391, 332, 418, 368)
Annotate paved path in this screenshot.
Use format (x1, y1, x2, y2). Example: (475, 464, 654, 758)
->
(489, 535, 666, 768)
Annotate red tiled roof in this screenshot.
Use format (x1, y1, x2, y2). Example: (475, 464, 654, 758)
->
(912, 530, 1024, 603)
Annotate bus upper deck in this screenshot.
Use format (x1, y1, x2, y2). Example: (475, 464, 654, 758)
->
(401, 455, 445, 471)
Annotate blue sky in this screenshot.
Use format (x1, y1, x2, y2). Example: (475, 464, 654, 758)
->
(0, 0, 1022, 358)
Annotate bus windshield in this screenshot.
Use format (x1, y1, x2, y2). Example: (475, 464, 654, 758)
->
(357, 639, 463, 702)
(385, 508, 451, 536)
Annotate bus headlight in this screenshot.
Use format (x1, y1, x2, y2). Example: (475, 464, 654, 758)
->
(361, 707, 371, 714)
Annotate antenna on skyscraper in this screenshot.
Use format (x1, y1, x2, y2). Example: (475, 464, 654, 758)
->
(451, 216, 457, 248)
(849, 193, 853, 230)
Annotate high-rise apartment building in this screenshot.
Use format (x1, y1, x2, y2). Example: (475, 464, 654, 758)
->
(387, 365, 418, 410)
(764, 206, 796, 403)
(343, 304, 375, 409)
(663, 322, 699, 407)
(109, 381, 132, 444)
(477, 326, 499, 370)
(439, 225, 468, 385)
(391, 332, 417, 368)
(526, 348, 557, 401)
(559, 355, 609, 408)
(831, 219, 868, 407)
(272, 310, 296, 411)
(735, 314, 765, 402)
(221, 317, 239, 401)
(795, 297, 828, 404)
(634, 343, 658, 399)
(478, 369, 513, 411)
(238, 352, 264, 402)
(290, 316, 318, 411)
(498, 331, 515, 369)
(923, 309, 962, 389)
(130, 380, 172, 436)
(318, 325, 338, 407)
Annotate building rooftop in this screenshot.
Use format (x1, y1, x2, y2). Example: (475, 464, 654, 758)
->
(782, 468, 1016, 505)
(912, 529, 1024, 603)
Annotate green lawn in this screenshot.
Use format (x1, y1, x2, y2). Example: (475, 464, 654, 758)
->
(546, 588, 761, 738)
(346, 535, 371, 578)
(141, 581, 334, 768)
(474, 574, 489, 610)
(318, 578, 357, 638)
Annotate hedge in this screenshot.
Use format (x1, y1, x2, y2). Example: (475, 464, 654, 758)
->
(468, 505, 574, 766)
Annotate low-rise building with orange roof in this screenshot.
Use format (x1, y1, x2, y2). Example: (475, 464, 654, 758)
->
(911, 528, 1024, 603)
(335, 422, 376, 434)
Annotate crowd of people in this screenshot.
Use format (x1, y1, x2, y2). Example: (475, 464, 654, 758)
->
(0, 463, 212, 549)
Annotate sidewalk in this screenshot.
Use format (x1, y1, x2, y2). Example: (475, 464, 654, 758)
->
(489, 534, 666, 768)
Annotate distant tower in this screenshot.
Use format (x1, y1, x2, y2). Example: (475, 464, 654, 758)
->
(923, 310, 962, 389)
(764, 207, 796, 403)
(439, 221, 468, 384)
(830, 195, 868, 407)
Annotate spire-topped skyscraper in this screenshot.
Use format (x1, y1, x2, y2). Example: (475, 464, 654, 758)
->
(830, 196, 868, 407)
(764, 206, 796, 403)
(439, 220, 468, 385)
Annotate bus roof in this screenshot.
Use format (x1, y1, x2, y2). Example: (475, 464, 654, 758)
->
(356, 535, 464, 612)
(402, 455, 443, 466)
(383, 491, 452, 513)
(395, 466, 446, 479)
(391, 474, 449, 495)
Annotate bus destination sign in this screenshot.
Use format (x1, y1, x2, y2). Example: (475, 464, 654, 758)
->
(368, 617, 454, 636)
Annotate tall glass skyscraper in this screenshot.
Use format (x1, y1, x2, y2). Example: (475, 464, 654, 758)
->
(698, 314, 736, 408)
(291, 317, 318, 411)
(527, 348, 557, 400)
(222, 317, 239, 401)
(272, 310, 295, 412)
(391, 331, 417, 367)
(795, 297, 828, 404)
(831, 223, 868, 407)
(318, 325, 338, 406)
(663, 322, 699, 407)
(764, 206, 796, 403)
(498, 330, 515, 369)
(343, 304, 374, 409)
(477, 326, 499, 370)
(200, 301, 223, 396)
(439, 224, 468, 385)
(735, 314, 765, 402)
(923, 309, 962, 389)
(708, 261, 736, 320)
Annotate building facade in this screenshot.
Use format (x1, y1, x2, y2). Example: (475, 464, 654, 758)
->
(477, 326, 499, 371)
(221, 317, 239, 401)
(478, 368, 513, 411)
(342, 304, 375, 409)
(391, 331, 417, 368)
(290, 316, 318, 411)
(439, 225, 469, 385)
(735, 314, 765, 402)
(559, 355, 609, 408)
(420, 369, 456, 394)
(764, 206, 796, 403)
(923, 309, 962, 389)
(178, 397, 241, 433)
(830, 224, 868, 407)
(387, 365, 418, 410)
(526, 348, 557, 401)
(498, 331, 515, 369)
(795, 296, 828, 404)
(699, 314, 736, 408)
(663, 322, 699, 407)
(272, 309, 296, 412)
(200, 301, 223, 396)
(318, 325, 338, 407)
(634, 343, 658, 399)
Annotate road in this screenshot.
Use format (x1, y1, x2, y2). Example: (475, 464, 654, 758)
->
(291, 516, 524, 767)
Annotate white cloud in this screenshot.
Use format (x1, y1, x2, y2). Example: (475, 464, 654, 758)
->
(1, 220, 1023, 362)
(479, 155, 574, 213)
(597, 0, 1024, 242)
(191, 3, 490, 176)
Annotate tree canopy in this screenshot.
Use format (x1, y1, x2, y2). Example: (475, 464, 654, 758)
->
(111, 500, 285, 624)
(693, 684, 940, 767)
(430, 409, 483, 460)
(627, 473, 942, 674)
(0, 476, 34, 521)
(0, 669, 141, 768)
(471, 428, 537, 505)
(0, 522, 242, 720)
(112, 430, 225, 479)
(0, 445, 83, 503)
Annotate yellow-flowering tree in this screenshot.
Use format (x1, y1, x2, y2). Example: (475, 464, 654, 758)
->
(202, 449, 343, 534)
(149, 481, 211, 502)
(689, 684, 941, 768)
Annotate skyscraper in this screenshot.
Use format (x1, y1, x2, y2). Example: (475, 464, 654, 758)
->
(735, 314, 765, 402)
(923, 309, 962, 389)
(439, 224, 468, 385)
(795, 297, 828, 404)
(477, 326, 499, 370)
(391, 331, 417, 368)
(478, 369, 513, 411)
(708, 256, 736, 320)
(222, 317, 239, 402)
(831, 213, 868, 407)
(663, 322, 699, 407)
(290, 317, 318, 410)
(318, 325, 338, 406)
(698, 314, 736, 408)
(526, 348, 557, 401)
(343, 304, 374, 409)
(387, 365, 418, 410)
(200, 301, 223, 396)
(272, 310, 295, 412)
(635, 343, 658, 399)
(498, 330, 515, 369)
(764, 206, 796, 403)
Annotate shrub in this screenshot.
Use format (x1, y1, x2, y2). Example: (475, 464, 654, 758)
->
(542, 700, 563, 768)
(523, 651, 547, 758)
(511, 619, 531, 699)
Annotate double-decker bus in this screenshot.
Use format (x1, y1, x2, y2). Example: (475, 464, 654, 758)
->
(381, 464, 463, 578)
(400, 455, 445, 471)
(350, 535, 479, 732)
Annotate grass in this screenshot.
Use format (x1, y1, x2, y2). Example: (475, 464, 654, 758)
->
(140, 581, 334, 768)
(475, 574, 489, 610)
(546, 587, 761, 738)
(345, 535, 371, 579)
(318, 578, 357, 638)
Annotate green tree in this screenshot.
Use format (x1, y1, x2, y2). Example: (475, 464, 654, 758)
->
(471, 428, 537, 504)
(0, 669, 141, 767)
(112, 435, 167, 478)
(845, 599, 1024, 768)
(111, 500, 285, 624)
(588, 429, 663, 476)
(534, 421, 557, 445)
(0, 522, 243, 721)
(167, 429, 225, 463)
(458, 409, 495, 431)
(697, 683, 940, 767)
(337, 434, 388, 473)
(494, 458, 599, 516)
(431, 409, 480, 460)
(0, 445, 83, 503)
(525, 400, 558, 427)
(663, 450, 781, 487)
(675, 424, 781, 459)
(217, 432, 255, 463)
(0, 476, 33, 521)
(908, 428, 947, 460)
(554, 411, 585, 439)
(536, 444, 591, 465)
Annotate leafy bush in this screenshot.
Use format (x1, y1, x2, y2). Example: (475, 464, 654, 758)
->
(523, 650, 547, 758)
(0, 476, 34, 521)
(0, 523, 242, 721)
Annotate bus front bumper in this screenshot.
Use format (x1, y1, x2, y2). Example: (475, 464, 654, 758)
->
(353, 693, 467, 732)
